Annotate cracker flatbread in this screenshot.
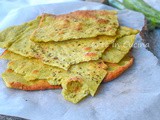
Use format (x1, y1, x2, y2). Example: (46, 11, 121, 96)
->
(0, 50, 133, 103)
(2, 69, 61, 91)
(102, 35, 136, 63)
(103, 54, 134, 82)
(1, 50, 107, 103)
(31, 10, 119, 42)
(0, 17, 116, 70)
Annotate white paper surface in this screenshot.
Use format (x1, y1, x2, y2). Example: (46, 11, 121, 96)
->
(0, 1, 160, 120)
(0, 0, 81, 23)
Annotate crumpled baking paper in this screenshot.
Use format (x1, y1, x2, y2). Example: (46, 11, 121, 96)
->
(0, 0, 81, 23)
(0, 1, 160, 120)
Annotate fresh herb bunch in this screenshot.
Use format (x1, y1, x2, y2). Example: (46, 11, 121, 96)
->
(106, 0, 160, 30)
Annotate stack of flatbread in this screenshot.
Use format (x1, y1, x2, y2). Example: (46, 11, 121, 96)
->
(0, 10, 139, 103)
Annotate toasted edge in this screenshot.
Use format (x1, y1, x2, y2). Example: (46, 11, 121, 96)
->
(0, 50, 8, 58)
(4, 70, 61, 91)
(7, 81, 61, 91)
(103, 56, 134, 82)
(1, 50, 133, 89)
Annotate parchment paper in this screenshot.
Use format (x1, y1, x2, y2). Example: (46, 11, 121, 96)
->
(0, 1, 160, 120)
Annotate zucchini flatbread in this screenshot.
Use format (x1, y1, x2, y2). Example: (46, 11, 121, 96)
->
(0, 10, 139, 103)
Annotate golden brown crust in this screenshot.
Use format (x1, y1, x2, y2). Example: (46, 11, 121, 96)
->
(85, 52, 97, 57)
(8, 80, 61, 91)
(46, 10, 117, 30)
(56, 10, 117, 19)
(0, 50, 7, 58)
(6, 56, 133, 90)
(7, 56, 133, 89)
(69, 10, 117, 16)
(4, 69, 61, 90)
(1, 50, 133, 88)
(103, 56, 134, 82)
(31, 10, 118, 43)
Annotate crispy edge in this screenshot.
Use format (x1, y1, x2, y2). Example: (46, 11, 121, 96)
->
(0, 50, 8, 58)
(4, 70, 61, 91)
(64, 10, 117, 18)
(1, 50, 133, 88)
(6, 80, 61, 91)
(3, 56, 133, 90)
(42, 10, 117, 20)
(31, 10, 118, 42)
(103, 56, 134, 82)
(7, 81, 61, 91)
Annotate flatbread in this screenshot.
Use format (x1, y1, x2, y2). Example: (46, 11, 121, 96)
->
(61, 77, 89, 104)
(2, 69, 61, 91)
(0, 50, 134, 84)
(0, 51, 64, 85)
(102, 35, 136, 63)
(1, 50, 107, 87)
(31, 10, 119, 42)
(0, 50, 133, 103)
(0, 18, 138, 70)
(1, 51, 134, 90)
(0, 16, 41, 49)
(0, 23, 30, 48)
(0, 17, 116, 70)
(103, 54, 134, 82)
(116, 26, 139, 38)
(1, 50, 107, 103)
(102, 26, 139, 63)
(61, 60, 107, 103)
